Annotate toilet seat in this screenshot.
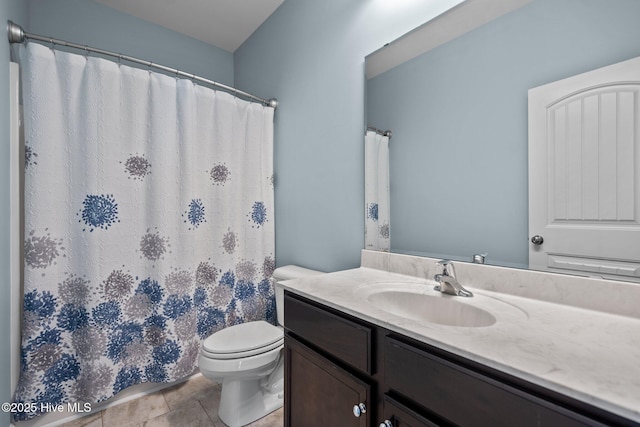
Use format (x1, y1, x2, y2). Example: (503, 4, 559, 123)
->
(201, 321, 283, 360)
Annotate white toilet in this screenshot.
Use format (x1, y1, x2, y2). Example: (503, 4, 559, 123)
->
(198, 265, 323, 427)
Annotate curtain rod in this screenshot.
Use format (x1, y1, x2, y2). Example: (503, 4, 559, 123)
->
(366, 125, 392, 138)
(7, 20, 278, 109)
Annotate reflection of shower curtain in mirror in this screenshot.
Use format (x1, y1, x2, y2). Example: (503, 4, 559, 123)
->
(14, 43, 275, 420)
(365, 130, 390, 251)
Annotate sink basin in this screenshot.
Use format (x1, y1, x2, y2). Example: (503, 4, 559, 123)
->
(358, 282, 524, 327)
(366, 288, 495, 327)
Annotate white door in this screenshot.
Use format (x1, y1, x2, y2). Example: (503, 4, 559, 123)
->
(529, 56, 640, 281)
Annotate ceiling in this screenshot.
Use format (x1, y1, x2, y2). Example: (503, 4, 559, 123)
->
(94, 0, 284, 52)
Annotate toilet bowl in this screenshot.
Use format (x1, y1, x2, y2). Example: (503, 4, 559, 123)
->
(198, 265, 323, 427)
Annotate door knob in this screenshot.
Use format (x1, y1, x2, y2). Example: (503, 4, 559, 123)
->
(379, 420, 393, 427)
(530, 235, 544, 245)
(353, 403, 366, 417)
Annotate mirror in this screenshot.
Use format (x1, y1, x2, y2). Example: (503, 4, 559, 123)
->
(365, 0, 640, 272)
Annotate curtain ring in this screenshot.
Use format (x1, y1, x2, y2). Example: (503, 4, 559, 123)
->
(49, 38, 55, 50)
(84, 45, 89, 57)
(147, 61, 153, 72)
(117, 53, 123, 65)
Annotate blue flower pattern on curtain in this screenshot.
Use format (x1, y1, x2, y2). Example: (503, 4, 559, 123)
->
(14, 43, 275, 420)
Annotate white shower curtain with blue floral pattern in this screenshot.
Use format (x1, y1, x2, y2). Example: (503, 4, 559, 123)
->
(365, 130, 390, 251)
(15, 43, 275, 420)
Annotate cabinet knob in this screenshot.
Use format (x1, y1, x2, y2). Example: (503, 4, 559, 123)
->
(352, 403, 367, 417)
(379, 420, 393, 427)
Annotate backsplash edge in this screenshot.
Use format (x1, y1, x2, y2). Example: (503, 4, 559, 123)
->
(360, 249, 640, 319)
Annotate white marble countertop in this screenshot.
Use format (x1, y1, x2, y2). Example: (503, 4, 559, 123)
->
(279, 252, 640, 423)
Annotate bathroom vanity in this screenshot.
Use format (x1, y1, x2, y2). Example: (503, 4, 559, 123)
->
(281, 251, 640, 427)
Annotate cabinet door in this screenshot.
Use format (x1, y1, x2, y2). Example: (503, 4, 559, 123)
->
(285, 335, 370, 427)
(380, 395, 441, 427)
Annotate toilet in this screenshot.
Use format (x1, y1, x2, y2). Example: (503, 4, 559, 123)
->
(198, 265, 323, 427)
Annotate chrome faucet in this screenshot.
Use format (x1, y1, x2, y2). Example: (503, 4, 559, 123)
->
(433, 260, 473, 297)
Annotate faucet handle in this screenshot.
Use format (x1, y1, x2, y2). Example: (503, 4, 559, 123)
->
(436, 259, 454, 275)
(472, 253, 487, 264)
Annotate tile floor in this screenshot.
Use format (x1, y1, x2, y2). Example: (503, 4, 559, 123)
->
(59, 375, 283, 427)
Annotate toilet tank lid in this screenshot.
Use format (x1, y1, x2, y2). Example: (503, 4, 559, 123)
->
(272, 265, 324, 281)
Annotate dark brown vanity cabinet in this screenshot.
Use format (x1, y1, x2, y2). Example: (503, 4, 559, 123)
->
(284, 291, 637, 427)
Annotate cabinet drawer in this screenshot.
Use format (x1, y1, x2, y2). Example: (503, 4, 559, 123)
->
(284, 292, 372, 374)
(381, 395, 440, 427)
(385, 337, 605, 427)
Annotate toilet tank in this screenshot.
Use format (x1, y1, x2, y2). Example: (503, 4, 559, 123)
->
(272, 265, 324, 326)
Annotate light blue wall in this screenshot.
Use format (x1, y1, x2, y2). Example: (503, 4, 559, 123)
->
(234, 0, 465, 272)
(28, 0, 233, 85)
(1, 2, 29, 424)
(367, 0, 640, 268)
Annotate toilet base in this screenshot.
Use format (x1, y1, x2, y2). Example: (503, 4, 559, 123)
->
(217, 364, 284, 427)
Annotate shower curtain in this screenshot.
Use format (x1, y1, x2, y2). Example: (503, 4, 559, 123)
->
(364, 130, 390, 251)
(14, 43, 275, 419)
